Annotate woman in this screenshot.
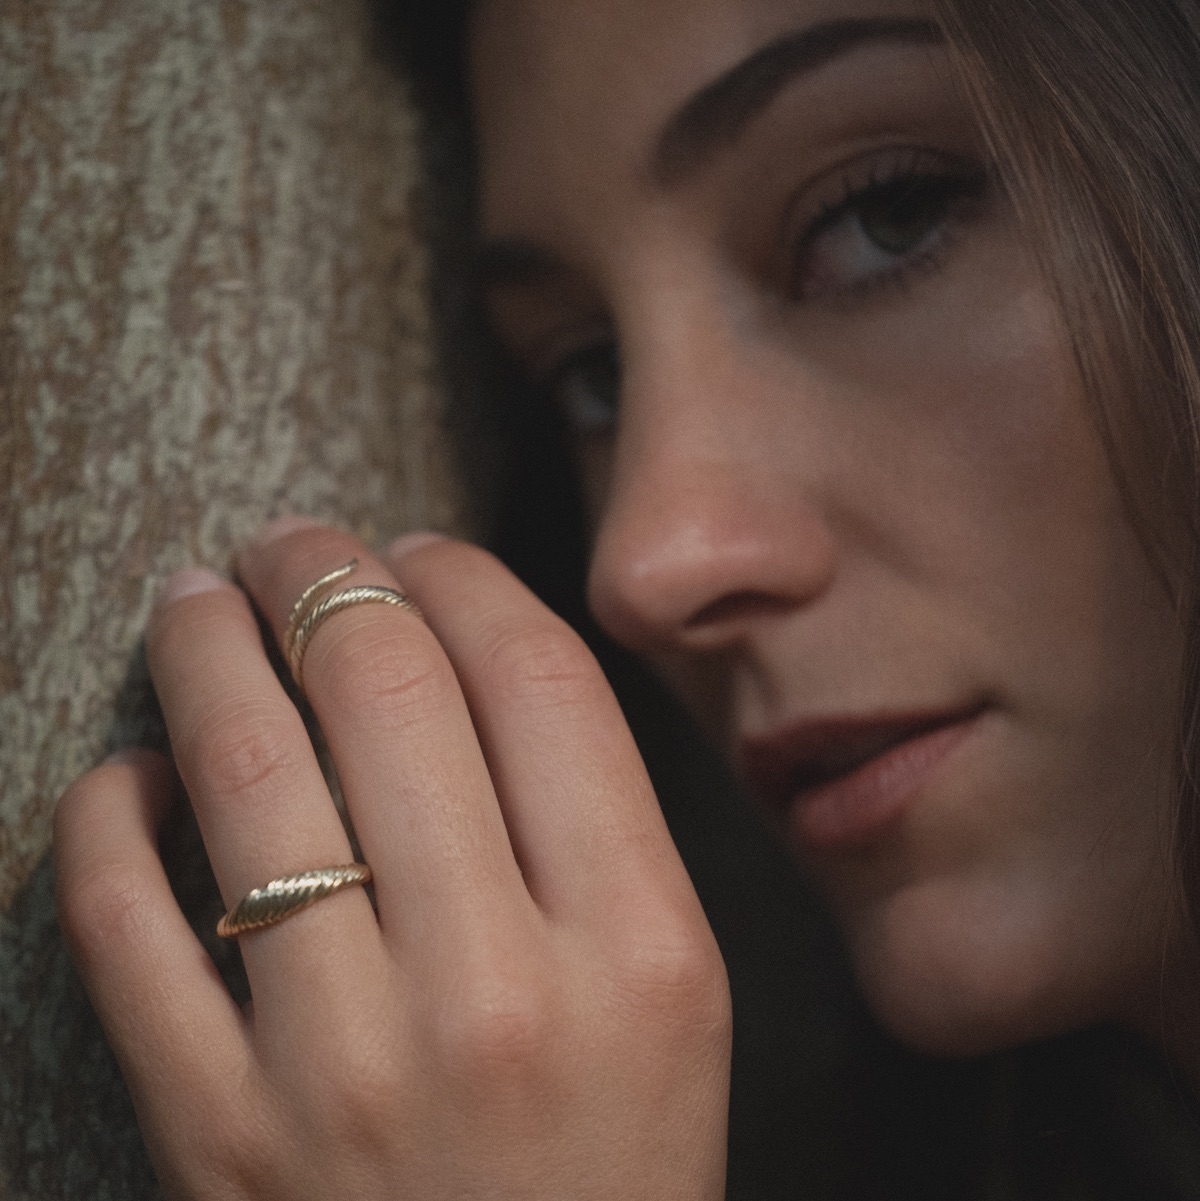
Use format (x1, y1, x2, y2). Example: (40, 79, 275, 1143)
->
(53, 0, 1200, 1195)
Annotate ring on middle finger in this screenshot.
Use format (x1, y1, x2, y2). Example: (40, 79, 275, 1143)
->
(284, 558, 423, 689)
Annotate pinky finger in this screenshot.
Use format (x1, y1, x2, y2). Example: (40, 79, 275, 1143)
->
(55, 750, 253, 1142)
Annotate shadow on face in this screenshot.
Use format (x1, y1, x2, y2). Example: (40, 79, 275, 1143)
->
(470, 0, 1185, 1057)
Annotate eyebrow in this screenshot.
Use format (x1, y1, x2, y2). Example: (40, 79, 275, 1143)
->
(476, 15, 944, 292)
(652, 16, 943, 187)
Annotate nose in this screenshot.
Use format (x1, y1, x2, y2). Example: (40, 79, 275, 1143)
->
(587, 351, 838, 655)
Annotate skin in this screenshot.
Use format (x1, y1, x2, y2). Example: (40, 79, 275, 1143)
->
(53, 0, 1189, 1194)
(56, 526, 730, 1199)
(471, 0, 1185, 1052)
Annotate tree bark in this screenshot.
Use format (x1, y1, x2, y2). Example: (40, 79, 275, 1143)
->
(0, 1, 463, 1193)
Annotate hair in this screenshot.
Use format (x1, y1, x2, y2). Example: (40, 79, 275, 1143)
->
(398, 0, 1200, 931)
(391, 0, 473, 117)
(930, 0, 1200, 940)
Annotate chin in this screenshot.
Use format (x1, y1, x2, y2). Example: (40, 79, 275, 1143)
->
(836, 880, 1125, 1059)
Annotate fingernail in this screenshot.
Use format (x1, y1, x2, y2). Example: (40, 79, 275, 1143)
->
(386, 531, 447, 562)
(253, 514, 322, 547)
(158, 568, 229, 606)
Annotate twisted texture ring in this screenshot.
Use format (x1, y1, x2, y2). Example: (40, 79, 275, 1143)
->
(283, 558, 422, 687)
(217, 863, 373, 938)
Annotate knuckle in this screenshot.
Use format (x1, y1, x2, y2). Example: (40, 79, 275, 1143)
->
(435, 976, 555, 1085)
(316, 626, 453, 728)
(478, 620, 603, 708)
(313, 1024, 403, 1136)
(175, 1073, 285, 1198)
(180, 700, 304, 806)
(57, 863, 155, 965)
(195, 1121, 286, 1200)
(609, 911, 731, 1032)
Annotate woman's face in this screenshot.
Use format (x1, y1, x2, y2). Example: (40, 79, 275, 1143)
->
(470, 0, 1185, 1053)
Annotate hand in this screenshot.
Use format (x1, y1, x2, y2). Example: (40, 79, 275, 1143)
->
(54, 521, 731, 1200)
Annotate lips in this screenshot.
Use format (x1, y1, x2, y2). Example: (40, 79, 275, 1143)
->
(740, 706, 984, 849)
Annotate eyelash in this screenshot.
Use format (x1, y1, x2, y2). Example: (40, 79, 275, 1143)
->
(787, 151, 989, 302)
(537, 151, 990, 433)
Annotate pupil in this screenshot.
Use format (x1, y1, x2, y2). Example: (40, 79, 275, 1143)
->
(860, 178, 949, 256)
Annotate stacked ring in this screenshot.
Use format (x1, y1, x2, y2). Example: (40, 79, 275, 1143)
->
(283, 558, 423, 688)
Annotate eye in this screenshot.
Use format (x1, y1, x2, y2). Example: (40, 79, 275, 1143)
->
(791, 155, 987, 302)
(544, 340, 621, 436)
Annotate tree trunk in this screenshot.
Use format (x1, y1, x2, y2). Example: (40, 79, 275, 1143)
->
(0, 1, 463, 1193)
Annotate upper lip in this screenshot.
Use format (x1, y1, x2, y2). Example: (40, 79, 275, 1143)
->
(739, 704, 985, 813)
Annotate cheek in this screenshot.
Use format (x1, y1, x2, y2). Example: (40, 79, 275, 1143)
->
(788, 247, 1183, 1046)
(899, 270, 1178, 724)
(803, 239, 1091, 558)
(802, 229, 1162, 687)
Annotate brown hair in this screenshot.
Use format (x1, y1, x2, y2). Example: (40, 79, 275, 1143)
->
(933, 0, 1200, 931)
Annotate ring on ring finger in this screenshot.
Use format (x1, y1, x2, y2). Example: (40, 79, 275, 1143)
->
(216, 863, 373, 938)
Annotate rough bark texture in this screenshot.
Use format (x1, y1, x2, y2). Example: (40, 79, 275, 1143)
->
(0, 1, 463, 1194)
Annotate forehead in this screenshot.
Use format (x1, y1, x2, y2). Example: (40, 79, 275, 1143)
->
(470, 0, 932, 238)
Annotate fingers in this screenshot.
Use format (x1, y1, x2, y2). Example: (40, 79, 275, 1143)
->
(237, 518, 696, 939)
(146, 570, 384, 1010)
(58, 530, 731, 1198)
(234, 523, 534, 954)
(148, 511, 700, 983)
(54, 751, 251, 1124)
(384, 536, 695, 925)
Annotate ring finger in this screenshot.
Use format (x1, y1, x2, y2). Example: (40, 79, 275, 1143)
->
(147, 568, 385, 1014)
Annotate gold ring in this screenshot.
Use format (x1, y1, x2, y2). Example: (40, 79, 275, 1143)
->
(217, 863, 373, 938)
(283, 558, 423, 687)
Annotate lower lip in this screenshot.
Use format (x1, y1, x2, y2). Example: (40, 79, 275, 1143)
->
(787, 715, 981, 850)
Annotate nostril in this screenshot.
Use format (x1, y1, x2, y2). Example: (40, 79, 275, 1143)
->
(685, 591, 796, 630)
